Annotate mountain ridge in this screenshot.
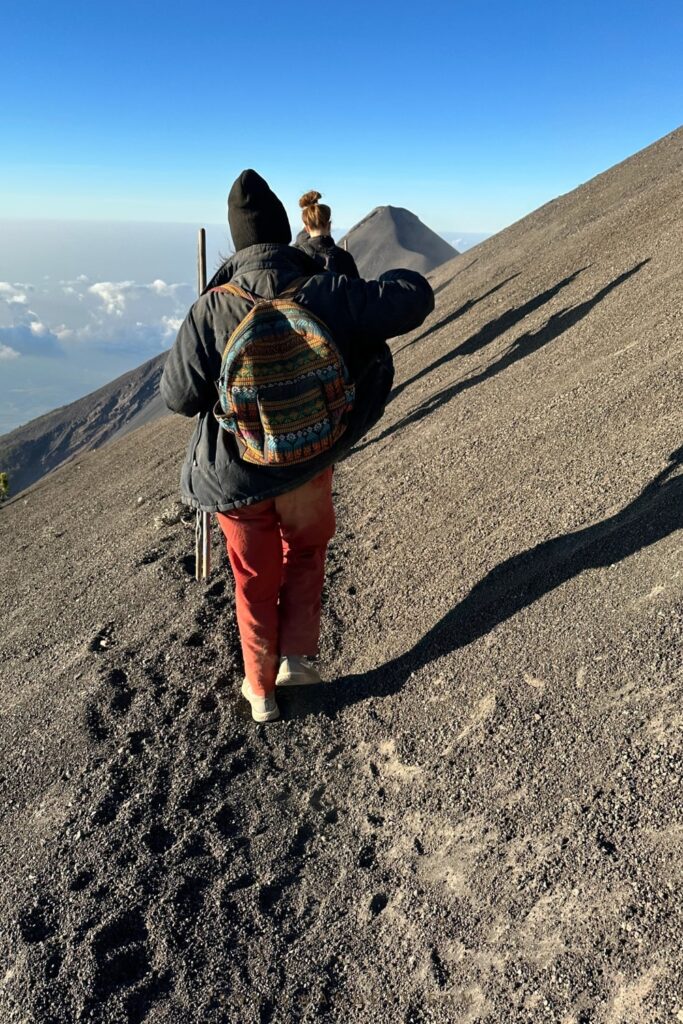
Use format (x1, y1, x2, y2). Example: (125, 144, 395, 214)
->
(0, 352, 169, 496)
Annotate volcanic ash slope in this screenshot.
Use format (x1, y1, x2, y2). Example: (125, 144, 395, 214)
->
(1, 127, 682, 1023)
(0, 352, 169, 497)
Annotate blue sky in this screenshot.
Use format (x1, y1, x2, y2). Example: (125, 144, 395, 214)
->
(2, 0, 681, 233)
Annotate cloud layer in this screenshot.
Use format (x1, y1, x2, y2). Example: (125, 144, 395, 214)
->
(0, 275, 194, 360)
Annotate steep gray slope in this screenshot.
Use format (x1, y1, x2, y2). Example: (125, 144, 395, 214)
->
(0, 127, 682, 1023)
(0, 352, 169, 495)
(339, 205, 458, 278)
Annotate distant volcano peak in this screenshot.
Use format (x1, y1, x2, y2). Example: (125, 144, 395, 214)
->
(339, 206, 458, 279)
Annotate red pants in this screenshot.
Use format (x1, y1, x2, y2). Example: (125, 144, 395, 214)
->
(216, 468, 336, 697)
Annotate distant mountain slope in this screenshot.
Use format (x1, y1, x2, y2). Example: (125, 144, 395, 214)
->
(339, 205, 458, 278)
(0, 352, 168, 495)
(1, 128, 682, 1022)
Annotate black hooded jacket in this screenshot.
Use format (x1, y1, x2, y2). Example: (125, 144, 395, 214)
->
(160, 243, 433, 512)
(295, 234, 360, 279)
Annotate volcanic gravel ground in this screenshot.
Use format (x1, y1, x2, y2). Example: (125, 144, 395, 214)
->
(1, 127, 683, 1022)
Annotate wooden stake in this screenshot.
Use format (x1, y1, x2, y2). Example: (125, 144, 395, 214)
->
(195, 227, 211, 581)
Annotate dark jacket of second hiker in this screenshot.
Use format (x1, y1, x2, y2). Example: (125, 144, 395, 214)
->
(160, 243, 434, 512)
(296, 233, 360, 279)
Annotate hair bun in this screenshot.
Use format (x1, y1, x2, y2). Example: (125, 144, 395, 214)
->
(299, 190, 322, 209)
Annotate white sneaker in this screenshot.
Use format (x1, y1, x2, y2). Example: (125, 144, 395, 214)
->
(275, 656, 323, 687)
(240, 678, 280, 722)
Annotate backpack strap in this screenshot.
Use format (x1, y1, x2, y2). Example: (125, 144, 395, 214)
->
(276, 276, 311, 301)
(211, 278, 310, 305)
(211, 283, 257, 304)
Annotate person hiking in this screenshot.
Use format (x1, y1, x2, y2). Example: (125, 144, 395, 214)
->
(161, 169, 433, 723)
(295, 190, 360, 278)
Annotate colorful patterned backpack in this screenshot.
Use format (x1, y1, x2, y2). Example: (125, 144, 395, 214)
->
(212, 278, 355, 466)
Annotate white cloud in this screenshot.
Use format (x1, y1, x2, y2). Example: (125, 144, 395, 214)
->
(150, 279, 174, 295)
(87, 278, 193, 318)
(59, 276, 89, 287)
(161, 315, 183, 334)
(88, 280, 135, 315)
(0, 323, 63, 357)
(0, 343, 20, 360)
(60, 318, 179, 354)
(0, 282, 30, 306)
(0, 275, 193, 361)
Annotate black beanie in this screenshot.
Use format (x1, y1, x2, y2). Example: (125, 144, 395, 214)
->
(228, 169, 292, 251)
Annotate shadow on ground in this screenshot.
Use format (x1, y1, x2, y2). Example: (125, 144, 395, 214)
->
(394, 269, 519, 356)
(282, 440, 682, 719)
(431, 258, 479, 298)
(358, 262, 647, 454)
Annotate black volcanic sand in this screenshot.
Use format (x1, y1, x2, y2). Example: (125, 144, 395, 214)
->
(1, 127, 683, 1023)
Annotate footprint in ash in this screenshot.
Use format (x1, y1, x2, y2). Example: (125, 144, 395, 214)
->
(83, 666, 135, 743)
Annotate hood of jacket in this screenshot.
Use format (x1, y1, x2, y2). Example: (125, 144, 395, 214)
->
(206, 243, 321, 295)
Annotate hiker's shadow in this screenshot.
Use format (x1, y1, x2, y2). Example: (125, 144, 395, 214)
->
(393, 270, 520, 359)
(281, 444, 683, 720)
(358, 261, 648, 455)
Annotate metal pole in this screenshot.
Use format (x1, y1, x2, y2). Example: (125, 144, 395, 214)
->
(195, 227, 211, 581)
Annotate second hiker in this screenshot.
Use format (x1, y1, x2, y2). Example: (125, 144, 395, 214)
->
(161, 170, 433, 723)
(295, 190, 360, 278)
